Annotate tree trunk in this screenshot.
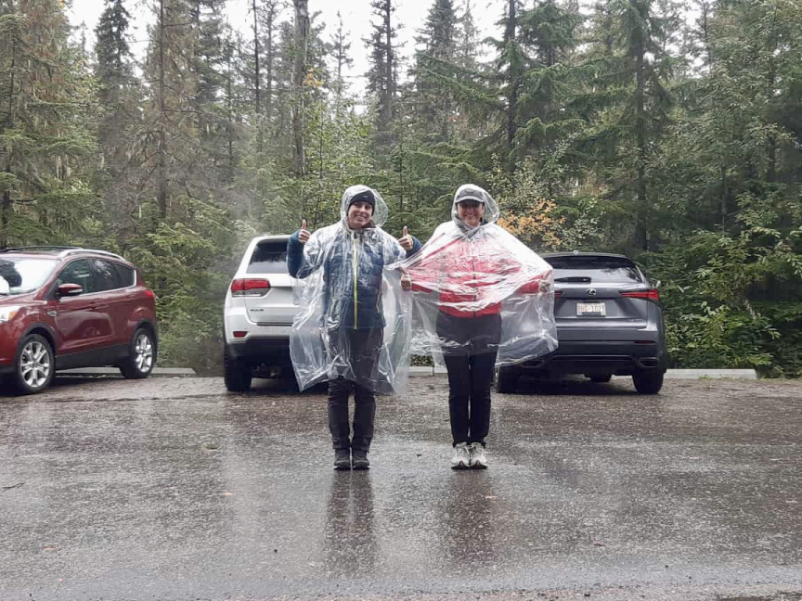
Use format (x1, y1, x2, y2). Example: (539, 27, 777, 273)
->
(634, 35, 648, 251)
(292, 0, 309, 178)
(157, 0, 168, 221)
(505, 0, 517, 153)
(720, 165, 727, 232)
(384, 0, 395, 127)
(227, 43, 235, 185)
(0, 191, 10, 249)
(2, 37, 17, 248)
(252, 0, 261, 116)
(266, 8, 274, 122)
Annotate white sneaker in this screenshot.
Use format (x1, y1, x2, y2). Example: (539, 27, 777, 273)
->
(451, 442, 471, 470)
(468, 443, 488, 469)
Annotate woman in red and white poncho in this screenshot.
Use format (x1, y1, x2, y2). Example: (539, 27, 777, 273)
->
(399, 184, 557, 470)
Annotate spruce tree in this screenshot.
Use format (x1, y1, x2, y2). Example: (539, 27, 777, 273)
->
(0, 0, 96, 246)
(365, 0, 400, 147)
(413, 0, 459, 142)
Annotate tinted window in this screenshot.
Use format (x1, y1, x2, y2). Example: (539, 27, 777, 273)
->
(0, 258, 58, 295)
(58, 259, 96, 293)
(247, 242, 288, 274)
(92, 259, 122, 291)
(545, 256, 643, 284)
(114, 263, 136, 287)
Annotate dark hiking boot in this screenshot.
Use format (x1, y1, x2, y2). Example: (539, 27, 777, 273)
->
(334, 449, 351, 471)
(352, 450, 370, 470)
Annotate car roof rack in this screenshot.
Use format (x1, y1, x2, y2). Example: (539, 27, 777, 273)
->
(59, 248, 125, 260)
(0, 246, 78, 253)
(0, 246, 125, 261)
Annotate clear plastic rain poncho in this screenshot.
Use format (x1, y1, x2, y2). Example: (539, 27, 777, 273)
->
(289, 185, 413, 393)
(390, 184, 558, 365)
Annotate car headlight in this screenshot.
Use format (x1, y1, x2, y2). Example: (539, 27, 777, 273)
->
(0, 306, 22, 324)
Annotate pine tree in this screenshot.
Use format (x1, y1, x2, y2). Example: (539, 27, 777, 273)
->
(142, 0, 198, 221)
(365, 0, 400, 147)
(0, 0, 97, 246)
(94, 0, 140, 178)
(574, 0, 677, 251)
(412, 0, 459, 142)
(291, 0, 310, 177)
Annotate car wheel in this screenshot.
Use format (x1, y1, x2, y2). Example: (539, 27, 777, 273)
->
(495, 366, 519, 393)
(633, 372, 664, 394)
(224, 348, 252, 392)
(119, 328, 156, 379)
(13, 334, 55, 395)
(589, 374, 612, 383)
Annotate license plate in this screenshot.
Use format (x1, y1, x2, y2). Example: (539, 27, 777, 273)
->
(577, 302, 606, 317)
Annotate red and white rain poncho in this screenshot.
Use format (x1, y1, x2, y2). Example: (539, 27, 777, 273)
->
(390, 184, 558, 366)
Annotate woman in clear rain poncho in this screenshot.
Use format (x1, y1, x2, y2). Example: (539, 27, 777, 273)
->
(398, 184, 557, 470)
(287, 185, 421, 471)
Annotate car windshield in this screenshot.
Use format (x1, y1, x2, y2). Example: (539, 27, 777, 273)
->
(246, 241, 288, 274)
(546, 256, 643, 284)
(0, 257, 59, 295)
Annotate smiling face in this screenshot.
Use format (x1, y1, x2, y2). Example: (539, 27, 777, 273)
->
(347, 201, 374, 229)
(456, 200, 485, 227)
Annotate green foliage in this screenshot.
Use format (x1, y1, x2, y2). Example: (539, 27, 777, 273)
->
(2, 0, 799, 378)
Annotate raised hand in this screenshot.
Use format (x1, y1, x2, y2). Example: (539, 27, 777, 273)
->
(298, 219, 311, 244)
(398, 225, 413, 251)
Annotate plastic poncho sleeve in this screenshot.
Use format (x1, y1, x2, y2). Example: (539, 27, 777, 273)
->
(287, 230, 324, 279)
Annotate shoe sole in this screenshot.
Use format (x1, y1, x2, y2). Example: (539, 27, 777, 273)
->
(352, 463, 370, 470)
(470, 462, 488, 469)
(451, 462, 470, 470)
(334, 463, 351, 471)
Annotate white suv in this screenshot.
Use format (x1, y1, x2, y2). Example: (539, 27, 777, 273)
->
(223, 235, 298, 391)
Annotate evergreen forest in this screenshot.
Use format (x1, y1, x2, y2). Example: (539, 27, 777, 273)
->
(1, 0, 800, 376)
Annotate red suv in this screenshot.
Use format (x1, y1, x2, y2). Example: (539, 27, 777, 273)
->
(0, 247, 158, 395)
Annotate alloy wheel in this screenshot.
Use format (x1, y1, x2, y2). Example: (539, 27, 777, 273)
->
(20, 340, 52, 390)
(134, 333, 154, 373)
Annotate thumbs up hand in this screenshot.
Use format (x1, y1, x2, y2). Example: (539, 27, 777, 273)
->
(298, 219, 311, 244)
(398, 225, 413, 251)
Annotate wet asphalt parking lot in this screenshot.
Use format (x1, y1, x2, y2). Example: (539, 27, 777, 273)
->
(1, 374, 802, 601)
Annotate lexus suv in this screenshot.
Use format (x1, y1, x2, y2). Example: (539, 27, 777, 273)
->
(223, 235, 296, 392)
(496, 252, 668, 394)
(0, 247, 158, 395)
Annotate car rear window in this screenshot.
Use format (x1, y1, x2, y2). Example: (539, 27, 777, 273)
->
(114, 263, 136, 287)
(545, 256, 643, 283)
(247, 241, 288, 274)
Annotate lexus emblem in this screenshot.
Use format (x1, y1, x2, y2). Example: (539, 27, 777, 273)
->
(587, 288, 597, 296)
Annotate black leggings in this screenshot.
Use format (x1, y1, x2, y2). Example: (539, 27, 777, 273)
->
(437, 313, 501, 446)
(327, 328, 383, 452)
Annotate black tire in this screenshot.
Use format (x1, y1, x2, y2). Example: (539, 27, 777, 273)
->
(119, 327, 157, 379)
(12, 334, 55, 395)
(224, 348, 252, 392)
(495, 366, 519, 393)
(633, 372, 664, 394)
(589, 374, 612, 383)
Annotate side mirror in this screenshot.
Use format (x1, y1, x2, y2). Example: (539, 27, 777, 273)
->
(57, 283, 83, 297)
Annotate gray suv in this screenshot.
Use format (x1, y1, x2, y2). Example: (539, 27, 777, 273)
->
(496, 252, 668, 394)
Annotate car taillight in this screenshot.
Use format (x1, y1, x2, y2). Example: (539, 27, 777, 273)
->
(620, 289, 660, 302)
(145, 289, 156, 300)
(554, 291, 563, 297)
(231, 278, 270, 297)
